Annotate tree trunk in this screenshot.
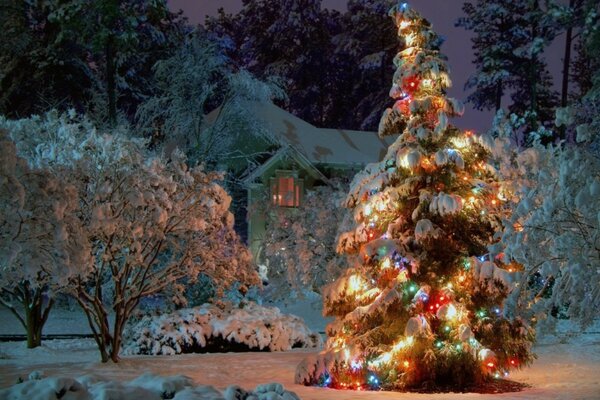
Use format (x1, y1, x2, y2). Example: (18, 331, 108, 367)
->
(561, 1, 575, 109)
(559, 0, 577, 140)
(526, 0, 540, 139)
(495, 80, 503, 112)
(24, 305, 41, 348)
(22, 286, 53, 349)
(106, 34, 117, 126)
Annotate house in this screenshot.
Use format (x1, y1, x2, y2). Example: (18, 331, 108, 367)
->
(203, 101, 394, 261)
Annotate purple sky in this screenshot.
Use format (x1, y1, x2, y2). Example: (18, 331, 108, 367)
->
(168, 0, 565, 133)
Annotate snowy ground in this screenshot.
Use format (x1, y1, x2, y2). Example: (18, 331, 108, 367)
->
(0, 330, 598, 399)
(1, 305, 599, 399)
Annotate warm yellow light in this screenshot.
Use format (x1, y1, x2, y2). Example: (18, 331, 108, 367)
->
(347, 275, 367, 294)
(381, 258, 391, 269)
(403, 360, 410, 368)
(332, 337, 345, 349)
(451, 137, 469, 148)
(446, 304, 458, 320)
(397, 269, 409, 283)
(344, 348, 351, 361)
(392, 336, 414, 352)
(381, 353, 392, 363)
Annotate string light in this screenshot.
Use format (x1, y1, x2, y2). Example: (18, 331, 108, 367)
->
(446, 304, 458, 320)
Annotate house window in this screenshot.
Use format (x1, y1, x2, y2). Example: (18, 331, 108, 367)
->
(270, 172, 303, 207)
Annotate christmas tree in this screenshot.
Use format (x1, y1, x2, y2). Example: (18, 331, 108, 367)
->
(296, 2, 535, 391)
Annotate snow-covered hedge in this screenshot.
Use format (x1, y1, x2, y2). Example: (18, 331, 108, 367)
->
(0, 372, 301, 400)
(123, 302, 322, 355)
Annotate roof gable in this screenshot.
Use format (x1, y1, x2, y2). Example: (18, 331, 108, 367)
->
(205, 101, 394, 166)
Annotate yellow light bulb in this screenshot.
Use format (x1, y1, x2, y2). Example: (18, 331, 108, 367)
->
(446, 304, 458, 320)
(347, 275, 366, 294)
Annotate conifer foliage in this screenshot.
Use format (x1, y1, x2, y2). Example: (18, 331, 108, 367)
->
(296, 3, 535, 391)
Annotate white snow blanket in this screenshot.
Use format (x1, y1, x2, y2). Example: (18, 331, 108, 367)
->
(124, 302, 322, 355)
(0, 373, 301, 400)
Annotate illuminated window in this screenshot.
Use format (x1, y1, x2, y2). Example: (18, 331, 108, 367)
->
(270, 172, 303, 207)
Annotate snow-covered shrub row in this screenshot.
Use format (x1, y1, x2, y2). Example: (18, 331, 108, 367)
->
(123, 302, 322, 355)
(0, 372, 301, 400)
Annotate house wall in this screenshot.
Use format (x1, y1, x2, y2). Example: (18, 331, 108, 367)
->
(246, 158, 328, 263)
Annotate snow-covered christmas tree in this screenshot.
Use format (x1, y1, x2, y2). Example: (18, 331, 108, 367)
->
(296, 2, 535, 391)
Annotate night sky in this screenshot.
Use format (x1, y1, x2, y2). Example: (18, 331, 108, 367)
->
(168, 0, 565, 133)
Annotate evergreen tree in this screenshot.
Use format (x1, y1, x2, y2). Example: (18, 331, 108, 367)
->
(207, 0, 332, 126)
(206, 0, 399, 130)
(456, 1, 525, 111)
(508, 0, 559, 134)
(569, 1, 600, 99)
(0, 0, 94, 117)
(333, 0, 398, 130)
(458, 0, 559, 139)
(0, 0, 187, 124)
(296, 3, 535, 390)
(58, 0, 187, 125)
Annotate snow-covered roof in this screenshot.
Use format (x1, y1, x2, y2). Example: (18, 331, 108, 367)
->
(205, 101, 393, 166)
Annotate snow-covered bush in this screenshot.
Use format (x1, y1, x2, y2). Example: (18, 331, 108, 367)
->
(0, 373, 301, 400)
(123, 302, 322, 355)
(0, 130, 91, 348)
(499, 144, 600, 332)
(256, 182, 351, 300)
(487, 111, 600, 332)
(1, 111, 259, 362)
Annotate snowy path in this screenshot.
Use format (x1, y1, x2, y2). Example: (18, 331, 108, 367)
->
(1, 334, 599, 399)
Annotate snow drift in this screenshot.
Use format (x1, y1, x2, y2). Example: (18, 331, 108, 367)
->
(0, 372, 301, 400)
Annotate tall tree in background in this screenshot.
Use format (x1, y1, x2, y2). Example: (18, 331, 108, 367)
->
(509, 0, 559, 134)
(0, 0, 93, 117)
(207, 0, 332, 126)
(0, 0, 187, 125)
(456, 1, 525, 112)
(458, 0, 559, 141)
(296, 3, 534, 391)
(206, 0, 397, 130)
(568, 1, 600, 100)
(58, 0, 187, 125)
(332, 0, 397, 130)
